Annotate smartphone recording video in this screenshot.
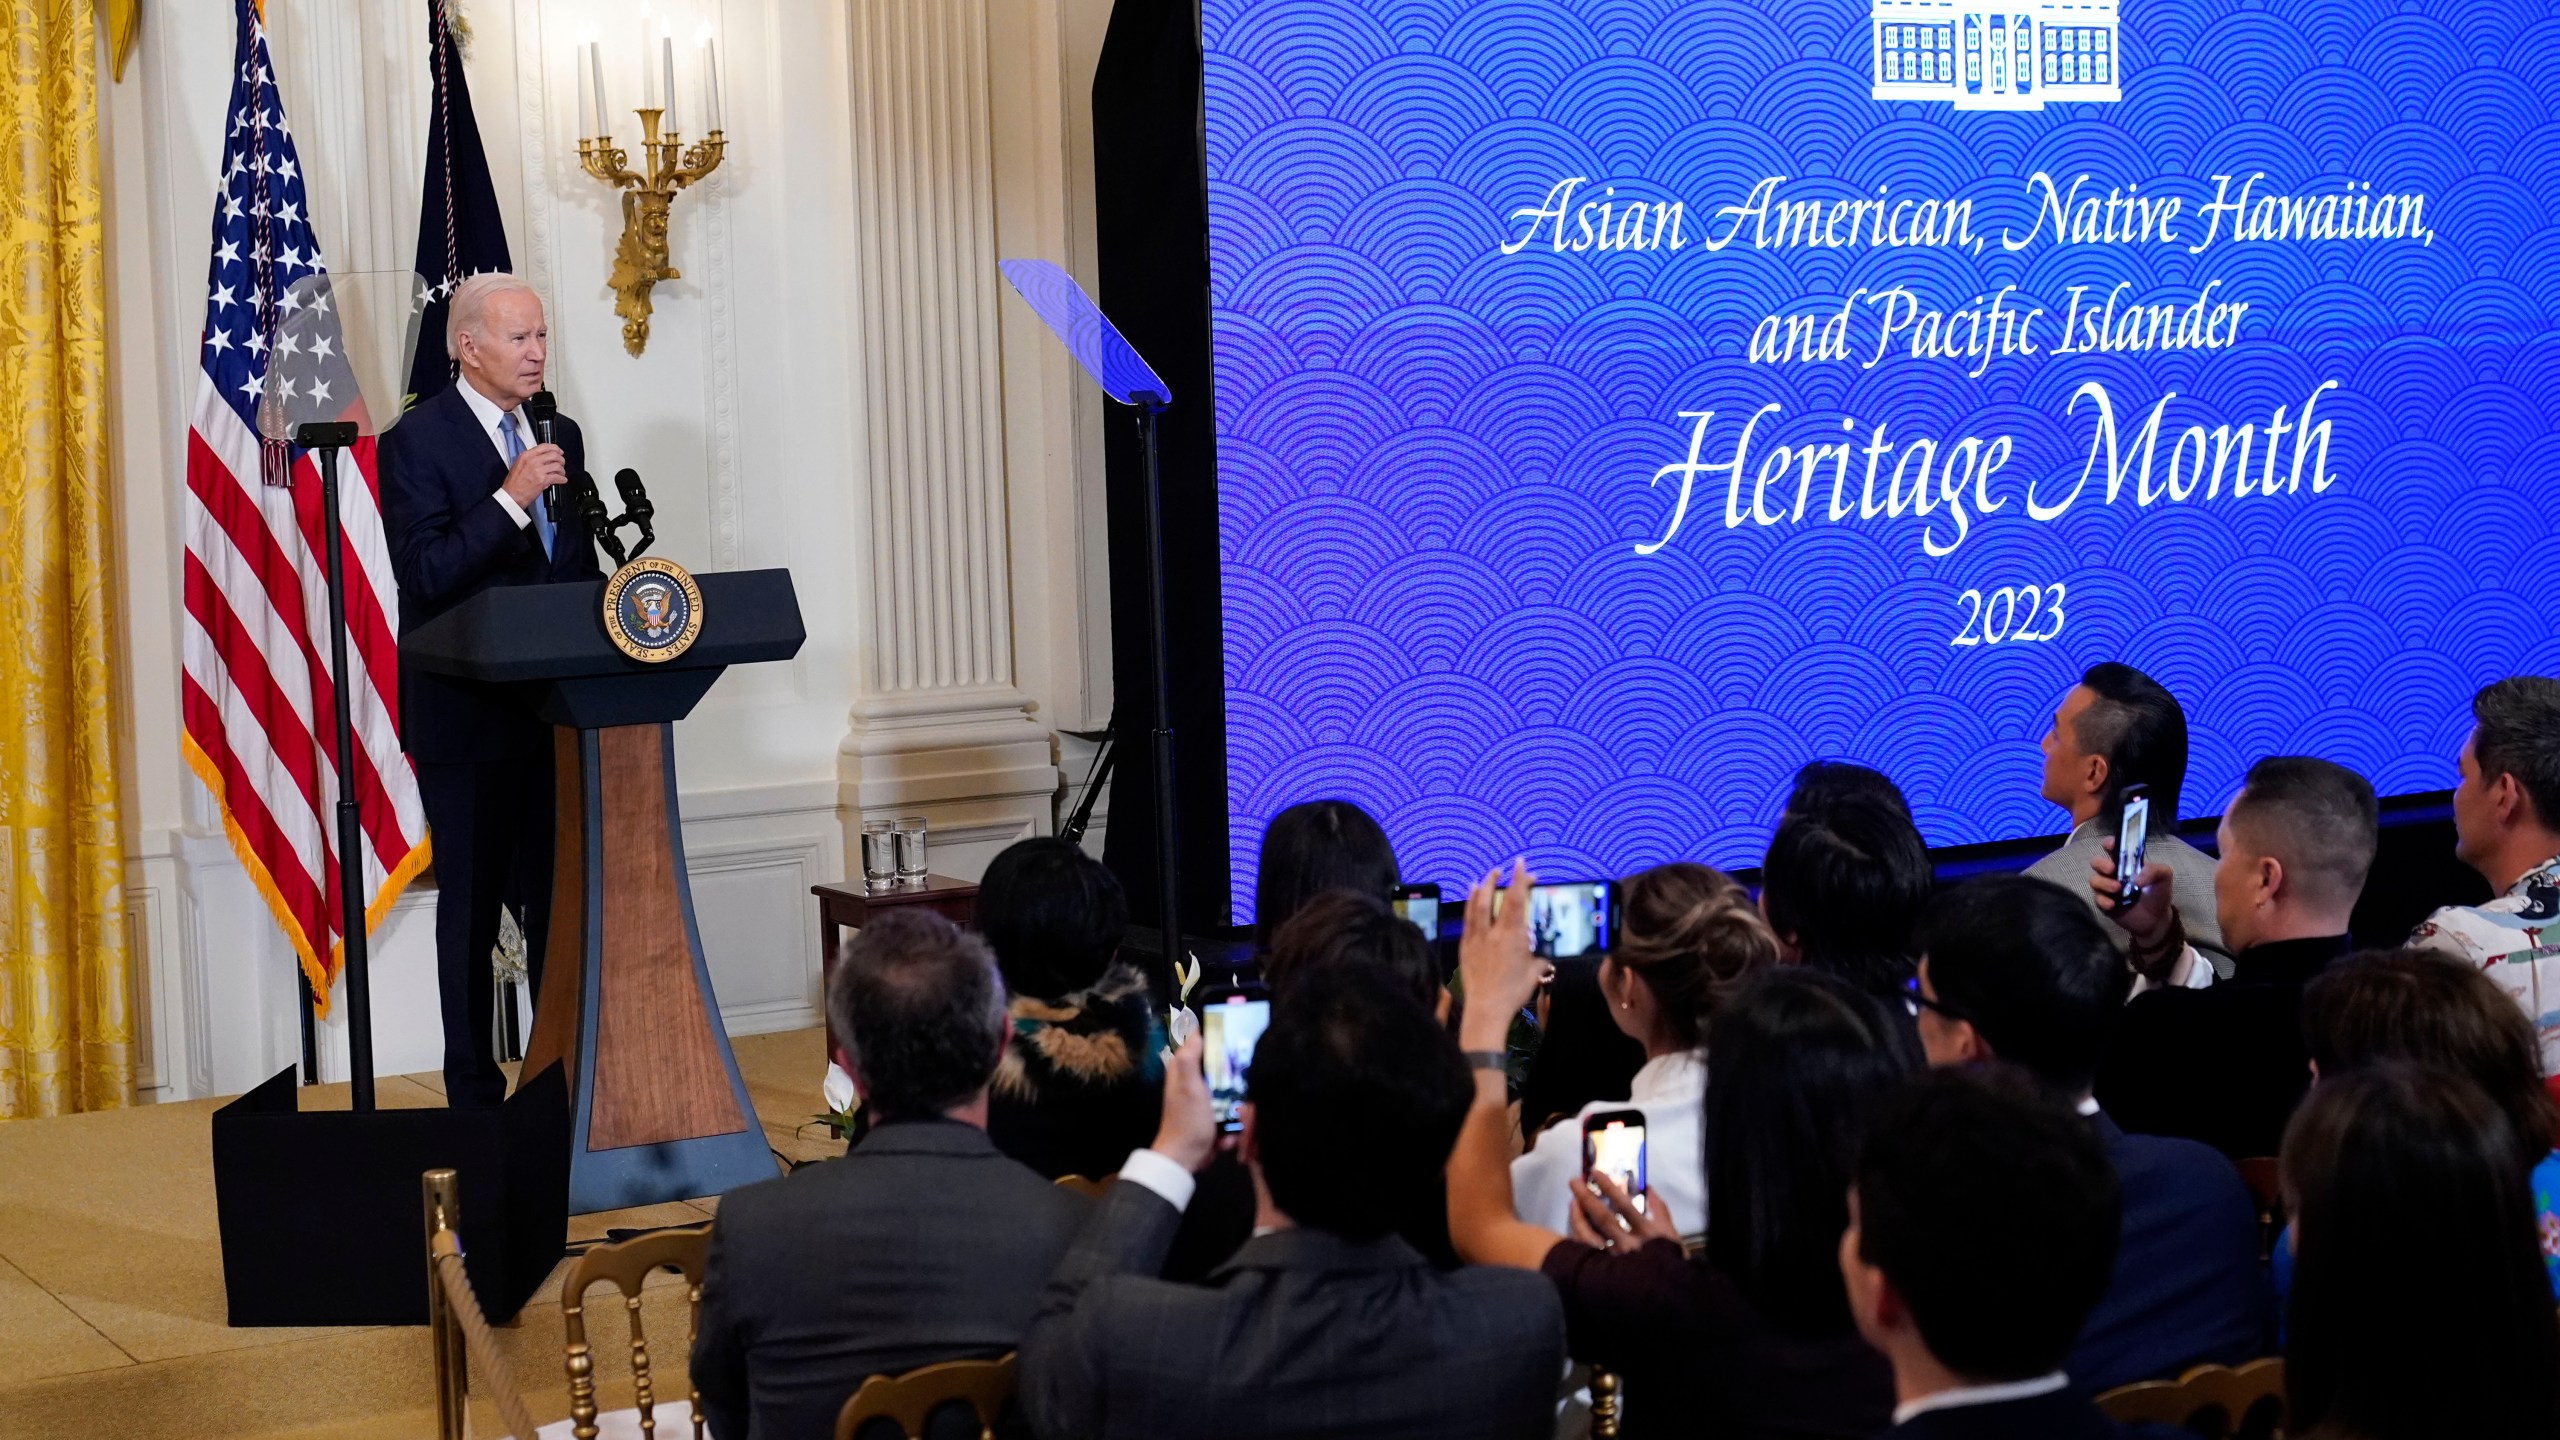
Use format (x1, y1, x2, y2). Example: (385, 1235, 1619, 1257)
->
(1528, 881, 1611, 959)
(1391, 883, 1442, 940)
(2113, 784, 2151, 913)
(1201, 993, 1270, 1134)
(1581, 1108, 1648, 1214)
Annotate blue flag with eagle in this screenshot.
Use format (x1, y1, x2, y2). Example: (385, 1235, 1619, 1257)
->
(406, 0, 514, 407)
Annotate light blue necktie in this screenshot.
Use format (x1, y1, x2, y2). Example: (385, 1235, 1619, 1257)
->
(500, 411, 554, 558)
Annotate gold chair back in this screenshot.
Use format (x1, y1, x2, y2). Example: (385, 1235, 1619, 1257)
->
(1053, 1174, 1113, 1199)
(561, 1224, 714, 1440)
(2097, 1357, 2286, 1438)
(833, 1354, 1017, 1440)
(1589, 1369, 1624, 1439)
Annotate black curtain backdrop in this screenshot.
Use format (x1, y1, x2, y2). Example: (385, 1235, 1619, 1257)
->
(1093, 0, 1233, 937)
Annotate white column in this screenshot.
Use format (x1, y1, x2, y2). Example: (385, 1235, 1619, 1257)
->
(842, 0, 1059, 875)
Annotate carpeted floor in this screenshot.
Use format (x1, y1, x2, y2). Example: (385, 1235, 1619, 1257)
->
(0, 1026, 839, 1439)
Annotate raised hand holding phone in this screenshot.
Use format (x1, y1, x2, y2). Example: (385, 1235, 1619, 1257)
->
(1458, 858, 1540, 1054)
(2087, 835, 2175, 951)
(1149, 1033, 1218, 1174)
(1566, 1167, 1679, 1252)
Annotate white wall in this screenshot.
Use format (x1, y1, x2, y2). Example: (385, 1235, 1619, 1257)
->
(102, 0, 1116, 1100)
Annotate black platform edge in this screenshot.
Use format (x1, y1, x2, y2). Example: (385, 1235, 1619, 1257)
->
(212, 1062, 571, 1327)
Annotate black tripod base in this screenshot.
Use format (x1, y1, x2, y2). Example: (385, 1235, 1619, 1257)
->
(211, 1063, 571, 1327)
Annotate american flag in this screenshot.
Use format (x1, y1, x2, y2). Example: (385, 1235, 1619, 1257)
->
(180, 0, 429, 1015)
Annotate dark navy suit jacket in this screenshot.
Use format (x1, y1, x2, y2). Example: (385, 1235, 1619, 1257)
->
(379, 382, 602, 762)
(2069, 1111, 2270, 1394)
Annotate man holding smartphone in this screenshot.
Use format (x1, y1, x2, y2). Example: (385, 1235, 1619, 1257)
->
(2027, 664, 2229, 973)
(2091, 756, 2374, 1157)
(1020, 963, 1564, 1439)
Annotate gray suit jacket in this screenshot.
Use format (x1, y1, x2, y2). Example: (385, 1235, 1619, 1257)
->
(2027, 823, 2232, 974)
(1020, 1182, 1565, 1440)
(692, 1119, 1091, 1440)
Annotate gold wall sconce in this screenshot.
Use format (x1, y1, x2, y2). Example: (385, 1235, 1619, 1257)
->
(573, 31, 725, 356)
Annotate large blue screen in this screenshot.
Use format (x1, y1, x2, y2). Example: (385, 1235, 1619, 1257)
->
(1204, 0, 2560, 912)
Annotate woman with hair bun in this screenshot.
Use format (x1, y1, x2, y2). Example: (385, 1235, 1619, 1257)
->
(1507, 862, 1778, 1238)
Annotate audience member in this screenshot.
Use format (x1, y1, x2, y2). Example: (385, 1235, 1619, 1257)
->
(695, 910, 1089, 1440)
(1261, 887, 1438, 1009)
(975, 837, 1163, 1182)
(1784, 758, 1915, 822)
(1019, 964, 1563, 1440)
(2282, 1064, 2560, 1439)
(2094, 755, 2374, 1156)
(1450, 862, 1916, 1440)
(2289, 948, 2560, 1298)
(1251, 799, 1398, 951)
(1910, 876, 2267, 1392)
(1158, 802, 1407, 1280)
(2027, 663, 2228, 962)
(1262, 887, 1458, 1266)
(1510, 863, 1778, 1241)
(1513, 953, 1648, 1137)
(1843, 1068, 2179, 1440)
(2411, 676, 2560, 1071)
(1761, 786, 1933, 998)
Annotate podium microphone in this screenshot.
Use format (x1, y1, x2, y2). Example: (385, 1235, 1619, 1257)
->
(524, 389, 560, 521)
(614, 468, 657, 557)
(612, 467, 654, 523)
(571, 470, 625, 566)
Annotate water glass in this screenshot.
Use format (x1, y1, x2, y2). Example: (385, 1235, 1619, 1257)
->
(861, 819, 897, 892)
(893, 816, 930, 884)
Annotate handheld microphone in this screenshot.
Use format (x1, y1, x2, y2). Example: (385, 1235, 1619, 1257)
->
(524, 390, 560, 520)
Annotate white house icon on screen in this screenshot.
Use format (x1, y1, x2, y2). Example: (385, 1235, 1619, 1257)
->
(1870, 0, 2121, 109)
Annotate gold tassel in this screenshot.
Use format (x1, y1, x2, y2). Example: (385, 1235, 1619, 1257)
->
(99, 0, 137, 82)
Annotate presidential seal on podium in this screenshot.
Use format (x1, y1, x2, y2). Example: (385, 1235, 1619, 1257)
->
(603, 555, 704, 663)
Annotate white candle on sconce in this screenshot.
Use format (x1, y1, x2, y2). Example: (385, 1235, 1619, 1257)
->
(576, 45, 594, 140)
(589, 42, 609, 138)
(662, 36, 679, 133)
(700, 29, 722, 133)
(640, 8, 659, 109)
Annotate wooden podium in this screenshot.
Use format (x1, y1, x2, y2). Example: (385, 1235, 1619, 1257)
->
(402, 569, 804, 1212)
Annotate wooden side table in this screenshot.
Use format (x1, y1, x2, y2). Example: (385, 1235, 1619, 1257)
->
(812, 876, 982, 1054)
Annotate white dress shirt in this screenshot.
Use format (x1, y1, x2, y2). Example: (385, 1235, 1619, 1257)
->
(1510, 1049, 1706, 1240)
(1117, 1145, 1197, 1211)
(1890, 1372, 2069, 1425)
(455, 378, 537, 528)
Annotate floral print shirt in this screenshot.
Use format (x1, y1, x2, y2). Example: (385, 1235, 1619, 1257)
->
(2412, 853, 2560, 1072)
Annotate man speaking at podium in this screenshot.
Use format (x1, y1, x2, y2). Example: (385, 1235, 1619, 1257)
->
(382, 273, 604, 1107)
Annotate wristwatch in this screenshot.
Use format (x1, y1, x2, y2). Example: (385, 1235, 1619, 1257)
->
(1463, 1049, 1508, 1073)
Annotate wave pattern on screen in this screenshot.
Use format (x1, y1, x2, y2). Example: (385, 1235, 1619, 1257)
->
(1206, 0, 2560, 913)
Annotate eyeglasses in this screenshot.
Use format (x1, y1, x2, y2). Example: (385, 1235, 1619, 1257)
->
(1902, 973, 1963, 1023)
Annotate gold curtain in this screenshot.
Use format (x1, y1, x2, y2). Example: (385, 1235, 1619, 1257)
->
(0, 0, 130, 1118)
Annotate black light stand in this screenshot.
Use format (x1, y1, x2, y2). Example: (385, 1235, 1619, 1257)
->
(1136, 400, 1184, 994)
(295, 419, 377, 1109)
